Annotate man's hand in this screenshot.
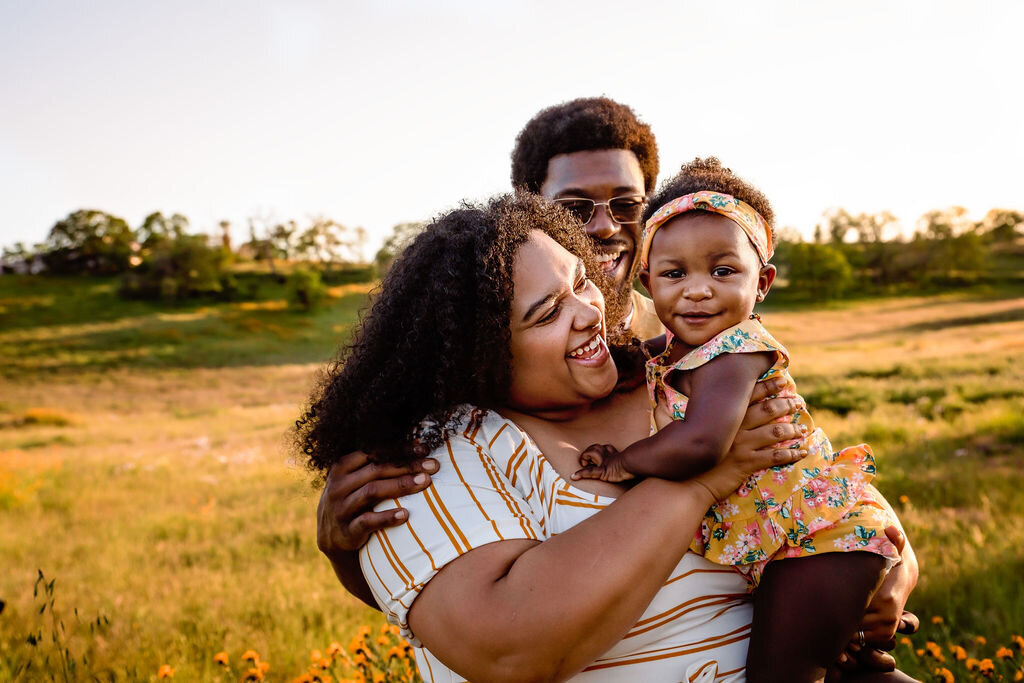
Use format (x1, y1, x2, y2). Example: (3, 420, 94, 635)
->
(826, 526, 920, 681)
(317, 450, 438, 559)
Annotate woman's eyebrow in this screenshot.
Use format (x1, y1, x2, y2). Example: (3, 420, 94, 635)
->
(522, 260, 584, 322)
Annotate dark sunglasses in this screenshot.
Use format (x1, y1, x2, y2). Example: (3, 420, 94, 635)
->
(553, 195, 646, 225)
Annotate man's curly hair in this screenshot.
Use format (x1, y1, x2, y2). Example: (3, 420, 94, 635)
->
(295, 193, 609, 474)
(511, 97, 660, 194)
(643, 157, 776, 246)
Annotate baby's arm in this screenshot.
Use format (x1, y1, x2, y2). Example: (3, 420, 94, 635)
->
(574, 352, 774, 482)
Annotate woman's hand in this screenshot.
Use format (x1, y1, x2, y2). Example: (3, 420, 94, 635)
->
(317, 451, 439, 557)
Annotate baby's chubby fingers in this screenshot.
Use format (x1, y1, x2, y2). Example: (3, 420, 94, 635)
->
(579, 443, 612, 467)
(571, 466, 605, 481)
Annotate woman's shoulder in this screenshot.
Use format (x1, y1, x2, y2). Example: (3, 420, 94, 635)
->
(429, 405, 535, 472)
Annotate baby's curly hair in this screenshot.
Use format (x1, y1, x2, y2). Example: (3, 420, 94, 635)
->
(511, 97, 660, 194)
(295, 194, 607, 474)
(643, 157, 776, 246)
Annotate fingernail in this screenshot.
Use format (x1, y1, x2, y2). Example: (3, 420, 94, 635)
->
(839, 653, 848, 664)
(394, 509, 408, 520)
(413, 473, 427, 485)
(799, 424, 809, 434)
(423, 459, 439, 472)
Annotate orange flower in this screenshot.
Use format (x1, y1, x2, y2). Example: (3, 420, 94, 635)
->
(358, 625, 372, 638)
(900, 637, 912, 646)
(389, 625, 401, 636)
(934, 667, 954, 683)
(291, 675, 314, 683)
(157, 665, 174, 679)
(242, 649, 261, 663)
(966, 658, 979, 670)
(258, 661, 270, 674)
(326, 641, 344, 658)
(311, 649, 323, 663)
(1014, 671, 1023, 682)
(975, 636, 988, 646)
(1014, 635, 1024, 650)
(380, 624, 391, 635)
(977, 658, 994, 673)
(996, 647, 1015, 659)
(952, 645, 967, 660)
(925, 642, 945, 662)
(376, 635, 390, 646)
(917, 649, 925, 656)
(244, 667, 265, 681)
(931, 616, 944, 625)
(317, 657, 331, 670)
(899, 495, 909, 504)
(213, 651, 229, 666)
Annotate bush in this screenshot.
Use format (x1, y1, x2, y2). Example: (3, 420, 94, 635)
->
(120, 235, 236, 301)
(780, 242, 853, 300)
(287, 267, 327, 311)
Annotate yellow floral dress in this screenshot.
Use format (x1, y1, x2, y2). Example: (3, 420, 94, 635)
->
(647, 316, 900, 587)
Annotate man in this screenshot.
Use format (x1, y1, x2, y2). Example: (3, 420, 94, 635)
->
(509, 97, 664, 340)
(315, 97, 918, 676)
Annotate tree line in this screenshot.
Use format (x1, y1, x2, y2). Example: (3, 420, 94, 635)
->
(0, 209, 375, 306)
(2, 205, 1021, 304)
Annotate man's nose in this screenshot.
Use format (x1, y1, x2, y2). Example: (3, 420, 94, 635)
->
(585, 204, 621, 242)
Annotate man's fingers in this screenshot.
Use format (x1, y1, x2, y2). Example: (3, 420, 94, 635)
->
(329, 461, 433, 504)
(897, 610, 920, 634)
(742, 397, 801, 429)
(856, 647, 897, 672)
(331, 450, 373, 476)
(346, 508, 411, 546)
(884, 525, 906, 554)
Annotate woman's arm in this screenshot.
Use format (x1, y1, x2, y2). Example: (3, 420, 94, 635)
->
(406, 430, 806, 682)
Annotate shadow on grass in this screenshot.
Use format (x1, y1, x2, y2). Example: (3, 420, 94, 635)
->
(889, 305, 1024, 334)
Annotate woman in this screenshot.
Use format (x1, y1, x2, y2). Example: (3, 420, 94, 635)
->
(298, 194, 915, 682)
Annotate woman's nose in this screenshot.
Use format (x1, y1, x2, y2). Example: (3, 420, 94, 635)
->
(572, 293, 603, 330)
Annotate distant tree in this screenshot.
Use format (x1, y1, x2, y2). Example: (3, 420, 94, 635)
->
(120, 233, 234, 301)
(980, 209, 1024, 242)
(269, 220, 299, 261)
(782, 242, 853, 300)
(298, 217, 360, 266)
(41, 209, 135, 275)
(218, 220, 232, 252)
(137, 212, 189, 249)
(374, 222, 425, 274)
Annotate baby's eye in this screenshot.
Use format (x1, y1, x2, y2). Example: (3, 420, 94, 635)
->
(662, 269, 684, 279)
(712, 266, 735, 277)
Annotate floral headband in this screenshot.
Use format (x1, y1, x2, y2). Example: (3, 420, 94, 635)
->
(639, 191, 773, 269)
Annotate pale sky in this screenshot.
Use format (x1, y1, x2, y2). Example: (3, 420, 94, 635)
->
(2, 0, 1021, 255)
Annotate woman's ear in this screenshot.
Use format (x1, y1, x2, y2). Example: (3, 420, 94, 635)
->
(756, 265, 777, 302)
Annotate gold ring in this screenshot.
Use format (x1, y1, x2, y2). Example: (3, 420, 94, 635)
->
(857, 630, 867, 647)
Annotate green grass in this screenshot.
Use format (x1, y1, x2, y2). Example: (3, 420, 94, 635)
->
(1, 276, 1023, 681)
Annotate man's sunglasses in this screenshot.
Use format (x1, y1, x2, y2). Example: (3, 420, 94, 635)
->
(553, 195, 646, 226)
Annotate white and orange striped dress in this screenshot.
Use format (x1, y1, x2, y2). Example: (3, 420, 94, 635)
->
(360, 407, 752, 682)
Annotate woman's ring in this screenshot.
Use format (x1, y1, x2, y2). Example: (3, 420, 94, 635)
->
(857, 630, 867, 647)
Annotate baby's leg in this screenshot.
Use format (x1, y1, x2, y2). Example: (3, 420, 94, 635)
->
(745, 552, 887, 683)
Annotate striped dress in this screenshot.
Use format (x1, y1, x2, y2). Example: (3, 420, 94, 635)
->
(360, 407, 752, 682)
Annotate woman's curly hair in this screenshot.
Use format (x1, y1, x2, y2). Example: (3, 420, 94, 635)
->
(511, 97, 660, 195)
(295, 193, 607, 475)
(643, 157, 776, 246)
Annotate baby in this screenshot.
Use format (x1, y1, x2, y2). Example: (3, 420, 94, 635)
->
(573, 162, 901, 679)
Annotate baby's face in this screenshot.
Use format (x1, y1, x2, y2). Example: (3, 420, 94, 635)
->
(641, 212, 775, 348)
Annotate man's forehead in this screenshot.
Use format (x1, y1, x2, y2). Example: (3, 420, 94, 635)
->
(539, 149, 644, 199)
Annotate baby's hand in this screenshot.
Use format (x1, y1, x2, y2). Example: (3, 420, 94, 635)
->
(572, 443, 635, 483)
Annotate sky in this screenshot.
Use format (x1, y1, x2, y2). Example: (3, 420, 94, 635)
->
(1, 0, 1021, 255)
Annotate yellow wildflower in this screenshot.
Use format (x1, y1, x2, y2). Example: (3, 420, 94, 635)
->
(387, 646, 402, 659)
(997, 646, 1015, 659)
(242, 649, 261, 663)
(931, 615, 943, 625)
(900, 636, 912, 646)
(977, 658, 994, 674)
(259, 661, 270, 674)
(389, 625, 401, 636)
(318, 657, 331, 669)
(214, 651, 229, 666)
(899, 495, 909, 504)
(966, 657, 979, 670)
(1014, 671, 1023, 682)
(952, 645, 967, 660)
(934, 667, 954, 683)
(311, 649, 323, 663)
(916, 649, 925, 656)
(291, 675, 314, 683)
(358, 625, 372, 638)
(157, 665, 175, 679)
(975, 636, 987, 645)
(244, 667, 265, 682)
(326, 641, 344, 657)
(376, 635, 390, 646)
(373, 674, 386, 683)
(380, 624, 390, 635)
(1015, 635, 1024, 650)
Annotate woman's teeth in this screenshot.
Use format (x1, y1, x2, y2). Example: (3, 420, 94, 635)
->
(569, 337, 602, 358)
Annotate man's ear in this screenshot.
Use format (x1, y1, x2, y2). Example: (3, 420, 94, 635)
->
(756, 265, 776, 302)
(638, 268, 651, 293)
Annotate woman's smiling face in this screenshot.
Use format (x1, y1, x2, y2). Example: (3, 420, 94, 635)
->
(506, 230, 618, 414)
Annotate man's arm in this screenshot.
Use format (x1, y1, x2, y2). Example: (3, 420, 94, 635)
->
(316, 451, 438, 609)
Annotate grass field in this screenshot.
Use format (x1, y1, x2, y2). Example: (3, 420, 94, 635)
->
(1, 275, 1023, 681)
